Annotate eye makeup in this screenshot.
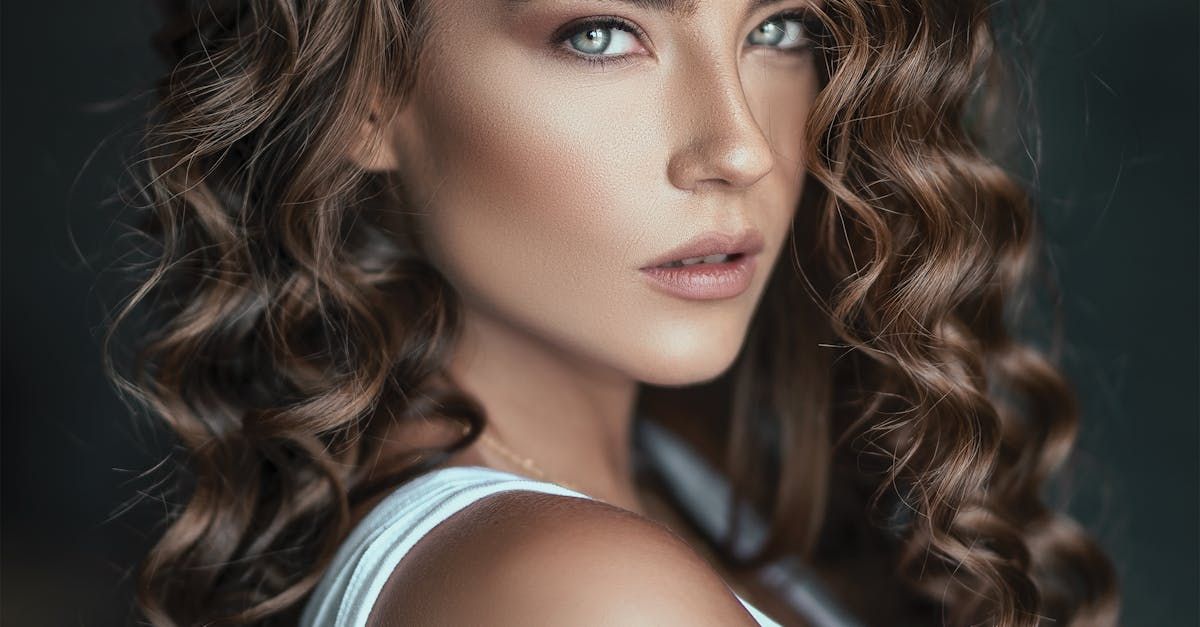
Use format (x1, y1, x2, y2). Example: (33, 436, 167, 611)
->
(546, 7, 821, 71)
(547, 15, 651, 70)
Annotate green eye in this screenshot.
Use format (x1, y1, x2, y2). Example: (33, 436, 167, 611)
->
(569, 26, 610, 55)
(747, 12, 814, 52)
(565, 20, 641, 57)
(555, 16, 648, 69)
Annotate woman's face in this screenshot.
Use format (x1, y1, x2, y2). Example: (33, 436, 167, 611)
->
(365, 0, 821, 386)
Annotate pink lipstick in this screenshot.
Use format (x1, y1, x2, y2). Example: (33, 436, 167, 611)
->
(638, 229, 764, 301)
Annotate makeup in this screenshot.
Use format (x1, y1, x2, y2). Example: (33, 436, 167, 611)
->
(368, 0, 817, 385)
(639, 253, 759, 300)
(639, 229, 765, 300)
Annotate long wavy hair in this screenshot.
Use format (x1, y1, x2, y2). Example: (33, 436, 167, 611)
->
(102, 0, 1120, 625)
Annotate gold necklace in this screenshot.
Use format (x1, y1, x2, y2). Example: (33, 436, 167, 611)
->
(464, 423, 596, 500)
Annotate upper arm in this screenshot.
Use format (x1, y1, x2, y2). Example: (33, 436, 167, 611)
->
(367, 490, 760, 627)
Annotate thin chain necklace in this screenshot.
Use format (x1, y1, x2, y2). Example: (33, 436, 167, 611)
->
(463, 423, 599, 501)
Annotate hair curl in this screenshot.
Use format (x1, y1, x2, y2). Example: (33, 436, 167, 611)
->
(103, 0, 1120, 625)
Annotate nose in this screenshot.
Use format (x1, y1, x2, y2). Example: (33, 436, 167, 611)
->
(666, 63, 776, 192)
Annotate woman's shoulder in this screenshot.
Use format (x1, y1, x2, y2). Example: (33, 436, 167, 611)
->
(365, 486, 760, 626)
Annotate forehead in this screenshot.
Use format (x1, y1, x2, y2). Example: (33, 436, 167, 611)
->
(503, 0, 698, 17)
(501, 0, 794, 19)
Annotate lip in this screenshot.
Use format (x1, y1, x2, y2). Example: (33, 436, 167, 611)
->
(639, 254, 759, 300)
(639, 228, 766, 270)
(638, 228, 765, 301)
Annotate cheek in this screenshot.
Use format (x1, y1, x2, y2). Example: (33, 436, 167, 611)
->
(402, 49, 662, 348)
(743, 59, 818, 284)
(745, 57, 819, 207)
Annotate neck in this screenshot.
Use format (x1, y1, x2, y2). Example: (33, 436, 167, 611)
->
(444, 306, 645, 514)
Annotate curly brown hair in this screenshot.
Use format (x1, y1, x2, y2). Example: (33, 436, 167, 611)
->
(102, 0, 1120, 625)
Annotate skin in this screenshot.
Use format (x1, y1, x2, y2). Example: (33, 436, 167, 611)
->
(338, 1, 825, 619)
(346, 1, 820, 620)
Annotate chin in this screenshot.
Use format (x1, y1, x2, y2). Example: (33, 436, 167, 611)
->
(625, 325, 749, 388)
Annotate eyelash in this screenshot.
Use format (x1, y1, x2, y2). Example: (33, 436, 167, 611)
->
(552, 9, 819, 70)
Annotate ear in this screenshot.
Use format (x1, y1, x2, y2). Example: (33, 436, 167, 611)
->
(345, 98, 402, 173)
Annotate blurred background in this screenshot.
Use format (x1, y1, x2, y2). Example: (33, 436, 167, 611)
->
(2, 1, 1196, 625)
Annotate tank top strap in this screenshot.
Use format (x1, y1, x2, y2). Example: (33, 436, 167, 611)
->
(300, 464, 782, 627)
(300, 465, 594, 627)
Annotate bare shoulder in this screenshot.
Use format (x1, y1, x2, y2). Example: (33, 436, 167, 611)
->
(366, 489, 759, 627)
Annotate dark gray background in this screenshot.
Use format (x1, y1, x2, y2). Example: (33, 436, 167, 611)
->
(3, 2, 1196, 625)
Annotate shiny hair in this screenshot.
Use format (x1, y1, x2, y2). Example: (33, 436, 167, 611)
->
(103, 0, 1120, 625)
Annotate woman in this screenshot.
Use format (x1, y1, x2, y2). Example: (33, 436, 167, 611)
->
(105, 0, 1120, 625)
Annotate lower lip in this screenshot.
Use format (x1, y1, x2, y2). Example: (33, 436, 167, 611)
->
(639, 254, 759, 300)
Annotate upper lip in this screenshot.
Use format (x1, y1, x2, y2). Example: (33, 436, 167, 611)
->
(640, 228, 765, 269)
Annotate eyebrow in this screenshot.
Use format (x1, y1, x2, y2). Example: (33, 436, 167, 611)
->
(503, 0, 793, 19)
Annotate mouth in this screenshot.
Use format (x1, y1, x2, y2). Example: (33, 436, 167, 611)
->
(638, 251, 759, 300)
(637, 228, 764, 300)
(639, 228, 765, 271)
(652, 251, 747, 269)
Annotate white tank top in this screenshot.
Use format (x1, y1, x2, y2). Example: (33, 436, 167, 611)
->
(300, 464, 783, 626)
